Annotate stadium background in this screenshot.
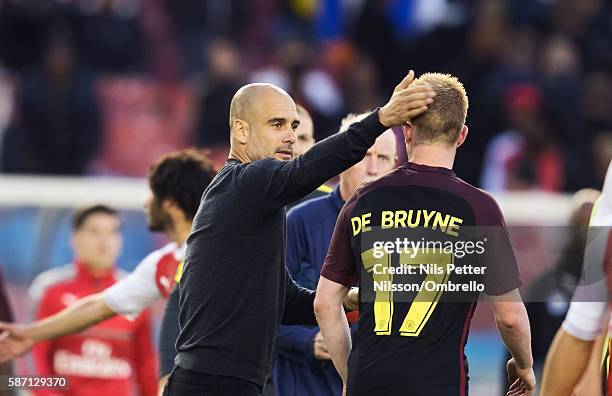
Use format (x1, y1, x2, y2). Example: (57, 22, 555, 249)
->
(0, 0, 611, 394)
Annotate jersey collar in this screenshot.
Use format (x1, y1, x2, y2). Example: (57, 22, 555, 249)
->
(74, 260, 116, 287)
(402, 161, 455, 176)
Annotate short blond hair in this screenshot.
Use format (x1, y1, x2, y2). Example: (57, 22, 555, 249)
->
(339, 111, 372, 133)
(411, 73, 468, 145)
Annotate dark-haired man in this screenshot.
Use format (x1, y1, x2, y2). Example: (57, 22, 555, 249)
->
(0, 149, 217, 391)
(28, 205, 157, 396)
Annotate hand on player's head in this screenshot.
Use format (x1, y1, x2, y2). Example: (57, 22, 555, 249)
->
(0, 322, 35, 363)
(378, 70, 436, 128)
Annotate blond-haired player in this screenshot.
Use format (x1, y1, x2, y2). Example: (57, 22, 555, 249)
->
(315, 73, 534, 396)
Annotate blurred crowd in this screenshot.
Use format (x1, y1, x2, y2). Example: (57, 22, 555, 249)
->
(0, 0, 611, 190)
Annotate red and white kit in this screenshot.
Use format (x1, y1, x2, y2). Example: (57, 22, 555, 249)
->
(30, 261, 158, 396)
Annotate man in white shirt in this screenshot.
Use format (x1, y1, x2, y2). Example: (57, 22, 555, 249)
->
(541, 160, 612, 395)
(0, 148, 217, 389)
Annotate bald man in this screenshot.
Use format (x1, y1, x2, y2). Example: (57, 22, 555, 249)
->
(169, 74, 435, 395)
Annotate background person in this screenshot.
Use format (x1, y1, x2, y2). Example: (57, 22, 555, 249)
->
(28, 205, 157, 396)
(0, 150, 217, 395)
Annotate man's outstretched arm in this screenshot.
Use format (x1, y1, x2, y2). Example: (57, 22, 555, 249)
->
(489, 289, 535, 395)
(0, 293, 114, 362)
(314, 276, 351, 384)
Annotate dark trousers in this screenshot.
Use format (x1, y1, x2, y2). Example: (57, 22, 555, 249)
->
(164, 366, 263, 396)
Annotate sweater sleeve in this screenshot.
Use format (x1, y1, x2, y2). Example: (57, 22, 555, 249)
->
(237, 110, 387, 215)
(281, 271, 317, 326)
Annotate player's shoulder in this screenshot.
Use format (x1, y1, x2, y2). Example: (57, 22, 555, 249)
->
(137, 242, 179, 270)
(157, 241, 180, 255)
(455, 177, 500, 205)
(350, 167, 502, 219)
(29, 263, 76, 302)
(470, 185, 504, 214)
(445, 176, 505, 222)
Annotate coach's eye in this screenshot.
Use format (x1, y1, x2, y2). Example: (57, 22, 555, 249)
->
(272, 122, 282, 129)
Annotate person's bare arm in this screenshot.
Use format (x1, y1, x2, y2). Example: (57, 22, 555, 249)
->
(314, 276, 351, 384)
(0, 293, 114, 362)
(489, 289, 535, 395)
(541, 295, 609, 396)
(572, 334, 605, 396)
(541, 329, 595, 396)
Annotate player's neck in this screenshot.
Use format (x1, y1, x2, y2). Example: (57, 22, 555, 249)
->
(167, 218, 192, 245)
(407, 144, 455, 170)
(339, 178, 357, 202)
(77, 260, 113, 278)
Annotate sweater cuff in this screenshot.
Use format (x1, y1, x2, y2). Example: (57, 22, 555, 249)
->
(364, 108, 388, 134)
(345, 108, 387, 146)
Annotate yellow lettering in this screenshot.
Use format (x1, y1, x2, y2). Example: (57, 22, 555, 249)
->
(362, 213, 372, 233)
(432, 212, 449, 232)
(407, 210, 420, 228)
(381, 211, 394, 229)
(447, 216, 463, 237)
(351, 217, 361, 236)
(422, 210, 436, 227)
(395, 210, 407, 228)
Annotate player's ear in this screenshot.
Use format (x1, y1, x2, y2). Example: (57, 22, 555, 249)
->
(456, 125, 468, 147)
(162, 199, 176, 212)
(232, 119, 249, 145)
(402, 122, 413, 145)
